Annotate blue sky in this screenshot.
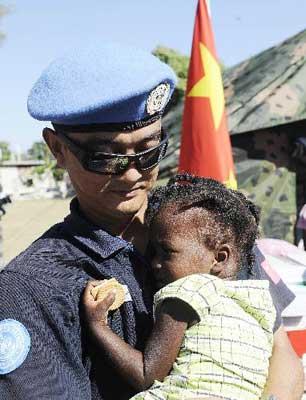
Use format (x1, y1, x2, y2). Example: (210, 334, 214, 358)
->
(1, 0, 306, 153)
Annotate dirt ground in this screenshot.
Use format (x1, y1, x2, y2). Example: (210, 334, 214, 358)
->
(1, 198, 71, 264)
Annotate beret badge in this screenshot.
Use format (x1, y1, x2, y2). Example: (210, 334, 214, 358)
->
(146, 83, 170, 115)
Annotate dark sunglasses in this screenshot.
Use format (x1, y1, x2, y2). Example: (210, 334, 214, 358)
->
(54, 128, 169, 175)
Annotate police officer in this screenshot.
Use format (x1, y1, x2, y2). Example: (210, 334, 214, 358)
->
(0, 43, 303, 399)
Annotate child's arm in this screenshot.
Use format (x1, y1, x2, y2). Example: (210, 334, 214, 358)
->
(83, 281, 197, 391)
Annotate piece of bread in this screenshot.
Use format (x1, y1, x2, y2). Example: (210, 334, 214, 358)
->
(91, 278, 125, 311)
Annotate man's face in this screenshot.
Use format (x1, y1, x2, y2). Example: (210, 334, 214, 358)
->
(49, 120, 162, 220)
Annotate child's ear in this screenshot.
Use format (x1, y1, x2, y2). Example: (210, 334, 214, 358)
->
(210, 244, 231, 277)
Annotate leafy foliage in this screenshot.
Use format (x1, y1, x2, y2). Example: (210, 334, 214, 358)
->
(0, 141, 11, 161)
(153, 46, 189, 101)
(27, 141, 52, 161)
(28, 141, 65, 181)
(51, 164, 65, 181)
(153, 46, 227, 105)
(33, 165, 46, 175)
(0, 3, 9, 44)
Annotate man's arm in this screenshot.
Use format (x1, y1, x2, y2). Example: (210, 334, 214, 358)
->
(262, 326, 304, 400)
(243, 246, 304, 399)
(0, 270, 90, 400)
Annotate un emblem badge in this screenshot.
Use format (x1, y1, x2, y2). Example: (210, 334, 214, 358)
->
(0, 319, 31, 374)
(146, 83, 171, 115)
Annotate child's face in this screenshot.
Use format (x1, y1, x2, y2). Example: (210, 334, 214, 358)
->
(149, 205, 216, 289)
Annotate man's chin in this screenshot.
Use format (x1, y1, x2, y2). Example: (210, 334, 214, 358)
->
(114, 194, 146, 215)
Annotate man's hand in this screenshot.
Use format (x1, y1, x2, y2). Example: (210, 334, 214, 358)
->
(82, 280, 116, 327)
(262, 326, 304, 400)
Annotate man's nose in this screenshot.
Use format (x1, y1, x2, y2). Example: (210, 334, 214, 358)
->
(120, 161, 143, 182)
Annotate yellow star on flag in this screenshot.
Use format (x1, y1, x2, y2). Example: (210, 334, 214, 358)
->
(187, 42, 225, 131)
(224, 170, 237, 190)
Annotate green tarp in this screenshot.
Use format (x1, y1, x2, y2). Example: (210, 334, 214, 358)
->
(236, 159, 296, 243)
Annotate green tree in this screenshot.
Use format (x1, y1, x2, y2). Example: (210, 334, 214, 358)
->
(0, 3, 9, 44)
(27, 141, 52, 162)
(0, 141, 11, 161)
(51, 164, 65, 181)
(28, 141, 66, 181)
(153, 46, 227, 103)
(153, 46, 189, 101)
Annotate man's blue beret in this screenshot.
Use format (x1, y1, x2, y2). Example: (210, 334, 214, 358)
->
(27, 43, 177, 130)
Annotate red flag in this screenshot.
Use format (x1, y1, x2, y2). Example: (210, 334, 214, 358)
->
(179, 0, 237, 189)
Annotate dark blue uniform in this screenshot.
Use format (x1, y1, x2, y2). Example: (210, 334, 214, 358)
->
(0, 199, 153, 399)
(0, 199, 294, 399)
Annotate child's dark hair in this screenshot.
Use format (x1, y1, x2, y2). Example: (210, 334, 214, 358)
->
(145, 173, 260, 272)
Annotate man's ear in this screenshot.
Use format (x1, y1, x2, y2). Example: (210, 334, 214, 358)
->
(42, 128, 66, 169)
(210, 244, 231, 278)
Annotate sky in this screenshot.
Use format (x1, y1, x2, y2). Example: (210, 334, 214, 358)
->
(1, 0, 306, 153)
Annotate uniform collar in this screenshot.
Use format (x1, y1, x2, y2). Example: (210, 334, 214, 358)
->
(63, 197, 130, 258)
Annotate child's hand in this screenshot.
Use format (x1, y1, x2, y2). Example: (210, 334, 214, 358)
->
(83, 280, 116, 327)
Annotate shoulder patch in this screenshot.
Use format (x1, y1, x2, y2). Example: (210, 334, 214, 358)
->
(0, 319, 31, 374)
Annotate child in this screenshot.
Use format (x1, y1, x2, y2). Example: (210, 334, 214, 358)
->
(83, 174, 275, 400)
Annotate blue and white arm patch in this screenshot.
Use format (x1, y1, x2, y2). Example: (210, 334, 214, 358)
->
(0, 319, 31, 374)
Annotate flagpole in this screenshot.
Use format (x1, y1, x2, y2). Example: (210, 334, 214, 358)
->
(179, 0, 237, 189)
(206, 0, 211, 17)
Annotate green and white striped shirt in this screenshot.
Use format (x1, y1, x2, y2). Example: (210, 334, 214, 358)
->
(132, 274, 275, 400)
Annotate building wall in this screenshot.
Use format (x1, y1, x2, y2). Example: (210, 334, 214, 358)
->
(0, 166, 24, 196)
(0, 165, 71, 199)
